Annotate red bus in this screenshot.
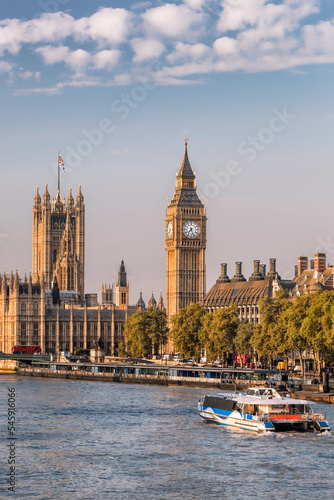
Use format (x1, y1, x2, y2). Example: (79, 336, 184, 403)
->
(11, 345, 41, 354)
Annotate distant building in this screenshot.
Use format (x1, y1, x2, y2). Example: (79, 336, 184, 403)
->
(0, 183, 164, 355)
(292, 253, 334, 296)
(203, 258, 294, 323)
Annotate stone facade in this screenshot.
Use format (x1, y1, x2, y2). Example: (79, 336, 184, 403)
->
(0, 183, 164, 355)
(203, 258, 294, 323)
(165, 139, 206, 322)
(33, 185, 85, 298)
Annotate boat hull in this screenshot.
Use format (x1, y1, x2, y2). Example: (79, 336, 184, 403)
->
(199, 407, 331, 433)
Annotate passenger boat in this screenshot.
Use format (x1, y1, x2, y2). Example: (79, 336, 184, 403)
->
(198, 387, 331, 433)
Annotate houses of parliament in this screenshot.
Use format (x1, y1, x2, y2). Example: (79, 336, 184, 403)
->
(0, 182, 164, 356)
(2, 139, 334, 355)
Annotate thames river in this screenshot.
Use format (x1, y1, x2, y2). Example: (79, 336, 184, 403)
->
(1, 375, 334, 500)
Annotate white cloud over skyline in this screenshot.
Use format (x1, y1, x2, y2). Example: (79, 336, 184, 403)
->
(0, 1, 334, 93)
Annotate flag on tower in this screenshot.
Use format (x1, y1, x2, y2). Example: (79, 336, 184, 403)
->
(59, 156, 65, 171)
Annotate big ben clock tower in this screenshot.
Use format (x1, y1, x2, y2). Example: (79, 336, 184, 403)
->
(165, 138, 206, 324)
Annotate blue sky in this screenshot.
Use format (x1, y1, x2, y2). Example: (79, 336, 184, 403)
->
(1, 0, 334, 303)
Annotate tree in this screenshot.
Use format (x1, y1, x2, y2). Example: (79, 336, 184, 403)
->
(283, 294, 312, 377)
(123, 312, 151, 358)
(234, 322, 254, 368)
(123, 308, 169, 358)
(200, 306, 239, 363)
(300, 292, 334, 373)
(145, 307, 168, 356)
(254, 291, 291, 368)
(169, 303, 207, 359)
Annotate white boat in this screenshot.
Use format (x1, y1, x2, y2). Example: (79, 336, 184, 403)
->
(198, 387, 331, 433)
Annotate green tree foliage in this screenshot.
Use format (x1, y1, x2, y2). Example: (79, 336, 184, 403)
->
(123, 308, 168, 358)
(252, 291, 291, 368)
(200, 306, 239, 363)
(234, 322, 254, 367)
(300, 291, 334, 372)
(283, 294, 312, 376)
(169, 303, 207, 359)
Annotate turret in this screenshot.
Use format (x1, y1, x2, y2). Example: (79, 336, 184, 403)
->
(42, 183, 51, 208)
(115, 260, 129, 308)
(158, 291, 165, 312)
(67, 188, 74, 214)
(148, 293, 157, 310)
(34, 187, 41, 209)
(137, 291, 145, 312)
(76, 185, 84, 208)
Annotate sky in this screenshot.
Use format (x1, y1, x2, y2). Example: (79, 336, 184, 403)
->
(1, 0, 334, 304)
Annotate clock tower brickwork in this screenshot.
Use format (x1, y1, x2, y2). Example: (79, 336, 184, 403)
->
(165, 140, 206, 326)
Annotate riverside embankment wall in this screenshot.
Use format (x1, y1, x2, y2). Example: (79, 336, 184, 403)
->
(17, 366, 242, 390)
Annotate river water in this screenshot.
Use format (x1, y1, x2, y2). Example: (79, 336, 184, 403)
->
(0, 375, 333, 500)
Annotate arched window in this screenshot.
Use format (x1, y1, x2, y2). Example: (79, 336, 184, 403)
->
(21, 303, 26, 315)
(33, 303, 39, 315)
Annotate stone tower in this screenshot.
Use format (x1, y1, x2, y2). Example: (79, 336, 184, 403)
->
(32, 184, 85, 298)
(115, 260, 129, 309)
(165, 139, 206, 323)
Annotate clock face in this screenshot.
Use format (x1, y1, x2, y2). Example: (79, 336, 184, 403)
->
(166, 221, 173, 239)
(183, 221, 200, 238)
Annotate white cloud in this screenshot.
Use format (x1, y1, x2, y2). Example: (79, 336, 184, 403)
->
(36, 45, 70, 64)
(36, 45, 120, 73)
(18, 70, 41, 80)
(302, 20, 334, 56)
(3, 1, 334, 93)
(66, 49, 91, 73)
(183, 0, 206, 10)
(142, 4, 204, 39)
(0, 60, 13, 73)
(0, 8, 132, 56)
(74, 8, 132, 46)
(131, 38, 165, 62)
(217, 0, 319, 34)
(94, 49, 120, 70)
(213, 36, 238, 55)
(167, 42, 210, 63)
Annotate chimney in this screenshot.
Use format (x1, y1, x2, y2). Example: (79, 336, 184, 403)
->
(314, 253, 326, 273)
(298, 256, 308, 276)
(294, 265, 298, 278)
(270, 258, 276, 274)
(260, 264, 266, 277)
(310, 259, 314, 270)
(231, 262, 246, 283)
(218, 263, 230, 283)
(254, 260, 260, 274)
(249, 260, 263, 281)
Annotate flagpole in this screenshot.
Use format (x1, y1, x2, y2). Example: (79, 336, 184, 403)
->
(57, 149, 60, 192)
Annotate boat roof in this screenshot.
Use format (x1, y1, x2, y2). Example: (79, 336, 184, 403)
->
(232, 395, 308, 405)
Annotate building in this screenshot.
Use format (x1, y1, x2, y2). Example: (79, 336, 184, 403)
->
(203, 258, 294, 323)
(165, 138, 206, 323)
(33, 185, 85, 299)
(0, 183, 164, 355)
(292, 253, 334, 296)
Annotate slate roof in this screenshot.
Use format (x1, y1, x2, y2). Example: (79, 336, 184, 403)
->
(168, 189, 203, 208)
(292, 268, 333, 294)
(203, 279, 274, 307)
(177, 143, 195, 178)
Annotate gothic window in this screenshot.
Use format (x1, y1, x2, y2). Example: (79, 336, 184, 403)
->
(21, 322, 26, 338)
(121, 292, 126, 304)
(33, 322, 39, 339)
(33, 303, 39, 315)
(21, 303, 26, 315)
